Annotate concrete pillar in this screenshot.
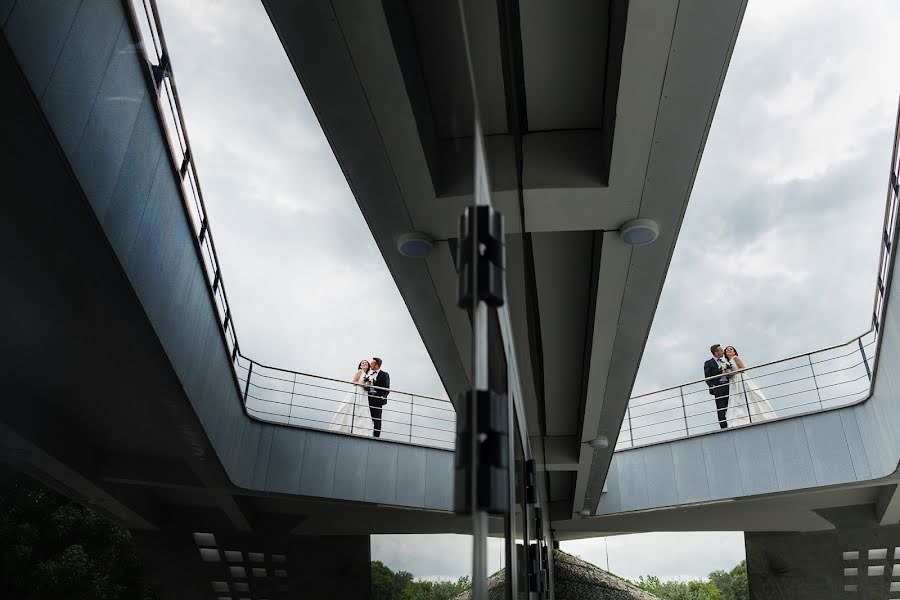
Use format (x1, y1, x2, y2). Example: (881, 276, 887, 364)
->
(134, 529, 371, 599)
(746, 524, 900, 599)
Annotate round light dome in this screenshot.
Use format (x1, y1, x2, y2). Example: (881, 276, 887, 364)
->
(397, 232, 434, 258)
(619, 219, 660, 246)
(588, 436, 609, 450)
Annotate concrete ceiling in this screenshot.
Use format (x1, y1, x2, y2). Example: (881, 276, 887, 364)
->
(262, 0, 747, 526)
(553, 477, 900, 540)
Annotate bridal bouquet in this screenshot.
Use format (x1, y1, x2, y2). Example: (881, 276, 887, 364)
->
(719, 360, 735, 373)
(363, 372, 377, 387)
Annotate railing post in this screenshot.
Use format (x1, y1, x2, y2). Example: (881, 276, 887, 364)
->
(242, 361, 253, 407)
(740, 373, 752, 423)
(179, 148, 191, 179)
(151, 53, 170, 90)
(290, 372, 296, 425)
(808, 355, 823, 410)
(859, 337, 872, 382)
(627, 407, 634, 448)
(679, 386, 689, 437)
(349, 381, 356, 435)
(409, 395, 415, 443)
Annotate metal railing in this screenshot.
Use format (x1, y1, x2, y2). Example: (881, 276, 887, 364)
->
(125, 0, 241, 362)
(616, 96, 900, 451)
(235, 357, 455, 449)
(616, 332, 876, 449)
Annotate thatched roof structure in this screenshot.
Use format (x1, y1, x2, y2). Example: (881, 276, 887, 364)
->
(454, 549, 659, 600)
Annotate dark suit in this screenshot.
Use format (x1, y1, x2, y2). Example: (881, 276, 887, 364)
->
(367, 370, 390, 438)
(704, 357, 729, 429)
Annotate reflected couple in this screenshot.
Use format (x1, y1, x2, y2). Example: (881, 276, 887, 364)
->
(704, 344, 776, 428)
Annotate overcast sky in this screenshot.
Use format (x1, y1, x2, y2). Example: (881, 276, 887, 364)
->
(156, 0, 900, 584)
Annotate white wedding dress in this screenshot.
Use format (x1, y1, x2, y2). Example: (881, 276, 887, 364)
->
(726, 364, 776, 426)
(328, 370, 374, 435)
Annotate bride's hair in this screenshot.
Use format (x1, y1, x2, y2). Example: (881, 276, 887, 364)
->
(358, 359, 370, 371)
(724, 346, 738, 357)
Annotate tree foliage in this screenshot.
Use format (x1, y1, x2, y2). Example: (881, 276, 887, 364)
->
(371, 561, 470, 600)
(633, 559, 748, 600)
(0, 472, 155, 600)
(708, 560, 749, 600)
(636, 575, 721, 600)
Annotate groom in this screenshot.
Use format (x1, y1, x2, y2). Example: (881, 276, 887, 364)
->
(367, 357, 390, 438)
(704, 344, 730, 429)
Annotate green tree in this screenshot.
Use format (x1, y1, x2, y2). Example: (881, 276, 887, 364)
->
(636, 574, 722, 600)
(0, 471, 154, 600)
(371, 561, 470, 600)
(402, 576, 471, 600)
(372, 561, 413, 600)
(708, 560, 749, 600)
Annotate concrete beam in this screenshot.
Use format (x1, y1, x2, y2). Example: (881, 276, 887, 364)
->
(549, 500, 574, 523)
(99, 454, 251, 531)
(0, 420, 158, 531)
(876, 484, 900, 526)
(532, 436, 580, 471)
(746, 525, 900, 599)
(101, 455, 205, 490)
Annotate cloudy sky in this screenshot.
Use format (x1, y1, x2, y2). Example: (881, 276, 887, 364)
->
(155, 0, 900, 584)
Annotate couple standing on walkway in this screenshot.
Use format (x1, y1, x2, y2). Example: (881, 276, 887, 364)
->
(328, 358, 390, 438)
(704, 344, 776, 428)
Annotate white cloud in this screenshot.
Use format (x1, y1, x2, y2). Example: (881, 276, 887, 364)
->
(562, 532, 746, 582)
(155, 0, 449, 400)
(714, 0, 900, 184)
(371, 535, 505, 582)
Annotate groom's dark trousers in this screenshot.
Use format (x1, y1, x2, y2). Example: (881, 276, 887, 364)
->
(368, 370, 390, 438)
(704, 358, 729, 429)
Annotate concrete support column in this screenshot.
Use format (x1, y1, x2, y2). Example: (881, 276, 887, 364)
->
(287, 535, 371, 599)
(746, 524, 900, 599)
(134, 529, 371, 600)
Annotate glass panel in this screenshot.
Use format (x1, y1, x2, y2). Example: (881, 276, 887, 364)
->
(513, 417, 527, 595)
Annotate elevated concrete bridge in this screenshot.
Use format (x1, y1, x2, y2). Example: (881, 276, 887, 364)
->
(8, 0, 897, 597)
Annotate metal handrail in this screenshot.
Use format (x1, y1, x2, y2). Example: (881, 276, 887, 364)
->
(629, 341, 876, 409)
(627, 389, 869, 445)
(627, 375, 871, 432)
(238, 378, 457, 422)
(124, 0, 240, 361)
(235, 354, 448, 404)
(627, 360, 872, 421)
(630, 331, 875, 400)
(618, 315, 880, 451)
(234, 355, 455, 449)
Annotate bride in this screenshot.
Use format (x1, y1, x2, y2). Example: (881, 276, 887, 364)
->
(724, 346, 776, 426)
(328, 360, 375, 435)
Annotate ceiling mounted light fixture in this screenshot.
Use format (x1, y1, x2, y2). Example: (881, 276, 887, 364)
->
(588, 436, 609, 450)
(619, 218, 660, 246)
(579, 509, 593, 517)
(396, 232, 434, 258)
